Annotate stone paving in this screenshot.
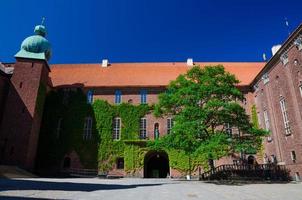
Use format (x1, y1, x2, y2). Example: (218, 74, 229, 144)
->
(0, 178, 301, 200)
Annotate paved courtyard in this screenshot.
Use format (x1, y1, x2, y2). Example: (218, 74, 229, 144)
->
(0, 178, 301, 200)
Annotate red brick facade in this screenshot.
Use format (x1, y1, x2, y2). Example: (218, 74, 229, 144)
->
(1, 23, 302, 179)
(0, 59, 49, 170)
(252, 25, 302, 180)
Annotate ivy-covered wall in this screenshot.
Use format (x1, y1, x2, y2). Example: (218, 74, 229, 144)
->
(36, 89, 207, 175)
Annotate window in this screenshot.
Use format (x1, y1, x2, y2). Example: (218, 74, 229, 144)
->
(299, 85, 302, 98)
(140, 89, 147, 104)
(83, 117, 93, 140)
(167, 118, 174, 134)
(294, 36, 302, 51)
(291, 151, 297, 162)
(262, 73, 269, 84)
(115, 90, 122, 104)
(225, 123, 232, 135)
(281, 53, 289, 65)
(263, 110, 272, 142)
(140, 118, 147, 139)
(56, 118, 63, 138)
(87, 90, 93, 104)
(19, 82, 23, 88)
(295, 172, 301, 181)
(113, 117, 121, 140)
(271, 155, 277, 164)
(280, 98, 291, 135)
(116, 158, 124, 169)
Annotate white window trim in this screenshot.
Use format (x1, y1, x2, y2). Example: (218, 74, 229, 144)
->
(281, 53, 289, 65)
(167, 118, 174, 134)
(280, 98, 291, 135)
(294, 36, 302, 51)
(113, 117, 121, 140)
(140, 118, 147, 139)
(299, 85, 302, 98)
(262, 73, 269, 84)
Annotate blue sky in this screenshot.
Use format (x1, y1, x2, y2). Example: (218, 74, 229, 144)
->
(0, 0, 301, 64)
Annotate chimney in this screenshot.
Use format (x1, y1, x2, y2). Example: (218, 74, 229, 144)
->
(102, 59, 109, 67)
(271, 45, 282, 56)
(187, 58, 194, 66)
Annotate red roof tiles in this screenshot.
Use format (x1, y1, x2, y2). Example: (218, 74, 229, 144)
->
(49, 62, 265, 88)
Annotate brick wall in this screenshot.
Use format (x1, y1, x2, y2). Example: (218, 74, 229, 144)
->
(254, 43, 302, 179)
(0, 59, 49, 170)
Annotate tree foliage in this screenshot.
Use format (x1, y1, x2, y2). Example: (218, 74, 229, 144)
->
(154, 65, 267, 169)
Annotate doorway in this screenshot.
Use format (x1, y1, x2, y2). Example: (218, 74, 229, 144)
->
(144, 151, 169, 178)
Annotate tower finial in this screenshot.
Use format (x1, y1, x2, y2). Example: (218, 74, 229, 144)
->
(41, 17, 45, 25)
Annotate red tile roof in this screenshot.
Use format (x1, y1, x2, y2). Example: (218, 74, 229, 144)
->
(49, 62, 265, 88)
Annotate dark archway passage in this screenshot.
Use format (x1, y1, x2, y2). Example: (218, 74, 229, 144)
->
(144, 151, 169, 178)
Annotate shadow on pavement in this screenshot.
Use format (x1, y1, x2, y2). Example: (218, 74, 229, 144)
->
(0, 178, 164, 192)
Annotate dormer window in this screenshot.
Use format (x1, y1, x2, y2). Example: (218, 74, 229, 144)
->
(281, 53, 289, 65)
(262, 73, 269, 84)
(294, 36, 302, 51)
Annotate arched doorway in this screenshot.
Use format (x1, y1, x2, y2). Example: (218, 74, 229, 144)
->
(144, 151, 169, 178)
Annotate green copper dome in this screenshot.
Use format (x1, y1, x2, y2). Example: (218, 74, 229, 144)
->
(15, 24, 52, 61)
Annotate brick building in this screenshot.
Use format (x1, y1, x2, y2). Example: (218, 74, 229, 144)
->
(0, 23, 302, 179)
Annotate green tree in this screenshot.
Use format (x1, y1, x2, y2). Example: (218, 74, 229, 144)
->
(153, 65, 267, 175)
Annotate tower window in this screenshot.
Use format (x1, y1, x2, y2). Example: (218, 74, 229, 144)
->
(113, 117, 121, 140)
(140, 89, 147, 104)
(140, 118, 147, 139)
(83, 117, 93, 140)
(87, 90, 94, 104)
(115, 90, 122, 104)
(19, 82, 23, 88)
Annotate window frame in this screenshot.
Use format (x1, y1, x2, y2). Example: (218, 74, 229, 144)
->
(280, 98, 291, 135)
(167, 118, 174, 134)
(87, 90, 94, 104)
(139, 118, 147, 139)
(83, 117, 93, 140)
(140, 89, 147, 104)
(115, 90, 122, 104)
(113, 117, 121, 140)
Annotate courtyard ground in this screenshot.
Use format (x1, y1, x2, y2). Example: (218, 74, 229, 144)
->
(0, 178, 301, 200)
